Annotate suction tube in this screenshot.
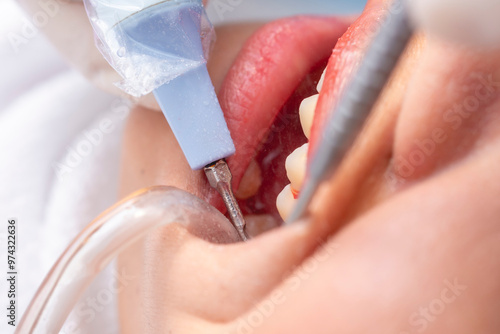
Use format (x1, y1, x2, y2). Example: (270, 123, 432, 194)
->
(17, 187, 239, 334)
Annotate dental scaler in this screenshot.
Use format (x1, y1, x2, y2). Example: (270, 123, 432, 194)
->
(288, 0, 500, 224)
(84, 0, 248, 240)
(288, 0, 414, 223)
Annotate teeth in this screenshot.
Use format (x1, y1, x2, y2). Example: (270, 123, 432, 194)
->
(276, 184, 297, 221)
(285, 143, 308, 192)
(299, 95, 318, 139)
(275, 67, 327, 221)
(317, 67, 327, 92)
(298, 67, 326, 138)
(235, 159, 262, 200)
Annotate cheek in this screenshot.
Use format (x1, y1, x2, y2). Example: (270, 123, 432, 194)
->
(309, 36, 426, 234)
(392, 41, 500, 182)
(119, 106, 207, 198)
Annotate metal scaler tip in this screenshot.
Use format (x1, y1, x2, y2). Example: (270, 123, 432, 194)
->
(204, 160, 249, 242)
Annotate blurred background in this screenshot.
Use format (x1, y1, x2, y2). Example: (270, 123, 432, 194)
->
(0, 1, 366, 333)
(207, 0, 368, 23)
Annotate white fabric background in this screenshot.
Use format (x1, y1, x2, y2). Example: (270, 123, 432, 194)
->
(0, 2, 127, 333)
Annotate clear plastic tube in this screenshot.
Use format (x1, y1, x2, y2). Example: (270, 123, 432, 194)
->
(16, 186, 239, 334)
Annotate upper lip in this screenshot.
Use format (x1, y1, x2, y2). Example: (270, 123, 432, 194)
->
(309, 6, 386, 157)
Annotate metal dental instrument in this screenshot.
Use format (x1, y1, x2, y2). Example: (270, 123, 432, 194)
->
(287, 0, 414, 223)
(84, 0, 249, 240)
(205, 160, 249, 241)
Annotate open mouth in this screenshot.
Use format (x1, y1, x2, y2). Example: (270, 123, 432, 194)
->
(116, 3, 397, 238)
(209, 12, 378, 234)
(112, 3, 500, 331)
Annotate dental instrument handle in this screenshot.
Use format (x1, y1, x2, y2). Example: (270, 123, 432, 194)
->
(115, 0, 235, 170)
(205, 160, 249, 241)
(153, 64, 236, 170)
(287, 0, 414, 223)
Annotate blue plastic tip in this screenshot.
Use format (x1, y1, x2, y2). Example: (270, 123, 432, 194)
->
(119, 0, 236, 170)
(154, 65, 235, 170)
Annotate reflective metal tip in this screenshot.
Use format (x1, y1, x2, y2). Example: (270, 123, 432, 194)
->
(204, 160, 249, 242)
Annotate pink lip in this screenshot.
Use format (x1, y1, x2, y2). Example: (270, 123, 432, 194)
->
(309, 3, 387, 157)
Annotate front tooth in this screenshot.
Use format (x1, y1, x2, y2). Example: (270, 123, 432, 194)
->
(276, 184, 297, 221)
(299, 95, 318, 139)
(317, 67, 327, 92)
(285, 143, 308, 192)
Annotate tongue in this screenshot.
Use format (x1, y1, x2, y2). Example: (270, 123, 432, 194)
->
(218, 16, 350, 190)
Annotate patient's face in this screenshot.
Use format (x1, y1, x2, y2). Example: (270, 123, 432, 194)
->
(114, 0, 500, 332)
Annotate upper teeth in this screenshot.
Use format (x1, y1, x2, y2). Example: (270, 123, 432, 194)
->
(285, 143, 308, 192)
(276, 184, 297, 221)
(317, 68, 327, 92)
(276, 66, 327, 221)
(299, 94, 319, 139)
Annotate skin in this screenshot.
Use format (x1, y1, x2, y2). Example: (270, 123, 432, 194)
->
(18, 0, 500, 332)
(118, 20, 500, 334)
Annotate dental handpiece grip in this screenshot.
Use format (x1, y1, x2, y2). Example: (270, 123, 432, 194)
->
(114, 1, 235, 170)
(85, 0, 236, 170)
(154, 65, 236, 170)
(288, 0, 414, 223)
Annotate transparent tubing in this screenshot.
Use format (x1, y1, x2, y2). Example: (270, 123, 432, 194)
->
(16, 186, 239, 334)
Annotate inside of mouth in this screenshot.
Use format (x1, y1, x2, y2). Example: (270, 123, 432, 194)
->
(235, 59, 329, 227)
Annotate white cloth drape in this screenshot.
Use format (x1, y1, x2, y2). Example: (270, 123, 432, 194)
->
(0, 2, 127, 333)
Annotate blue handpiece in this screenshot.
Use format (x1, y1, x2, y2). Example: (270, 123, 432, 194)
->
(119, 1, 235, 170)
